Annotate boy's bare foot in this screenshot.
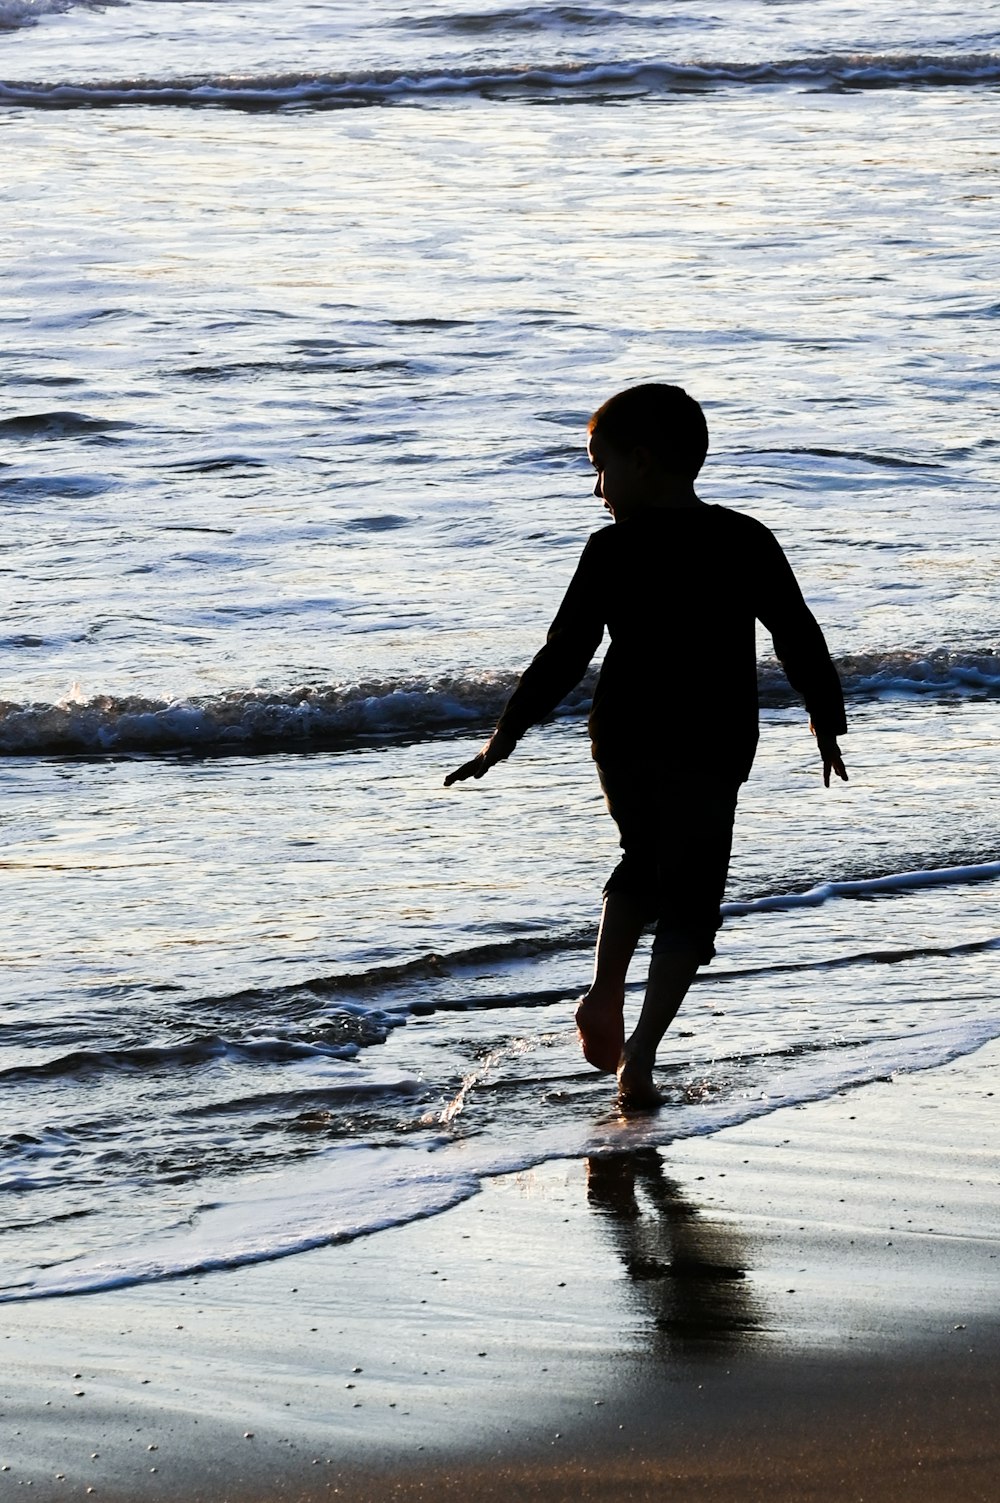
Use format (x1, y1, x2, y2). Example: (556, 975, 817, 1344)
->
(616, 1052, 663, 1112)
(575, 989, 625, 1074)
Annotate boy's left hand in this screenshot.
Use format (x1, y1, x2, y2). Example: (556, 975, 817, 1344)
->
(816, 733, 848, 787)
(444, 730, 516, 787)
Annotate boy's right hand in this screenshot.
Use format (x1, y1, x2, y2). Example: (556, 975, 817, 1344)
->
(816, 733, 848, 788)
(444, 730, 516, 787)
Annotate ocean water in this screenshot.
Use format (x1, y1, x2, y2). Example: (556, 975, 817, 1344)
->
(1, 0, 998, 1301)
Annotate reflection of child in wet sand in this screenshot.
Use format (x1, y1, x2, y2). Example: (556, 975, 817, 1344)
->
(445, 384, 847, 1108)
(586, 1150, 757, 1347)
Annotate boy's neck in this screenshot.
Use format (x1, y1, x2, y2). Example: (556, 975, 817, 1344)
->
(637, 475, 704, 511)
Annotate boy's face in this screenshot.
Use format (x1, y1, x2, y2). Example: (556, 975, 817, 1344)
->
(587, 431, 650, 521)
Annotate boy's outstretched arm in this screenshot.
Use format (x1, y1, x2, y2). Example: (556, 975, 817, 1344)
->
(443, 533, 605, 790)
(444, 729, 517, 786)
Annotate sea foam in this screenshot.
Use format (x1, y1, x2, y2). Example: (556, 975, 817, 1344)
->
(1, 649, 995, 755)
(6, 1015, 999, 1303)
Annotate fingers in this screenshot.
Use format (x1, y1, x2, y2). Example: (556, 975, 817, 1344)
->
(443, 757, 482, 787)
(444, 750, 495, 786)
(444, 731, 516, 788)
(816, 733, 848, 789)
(822, 755, 848, 788)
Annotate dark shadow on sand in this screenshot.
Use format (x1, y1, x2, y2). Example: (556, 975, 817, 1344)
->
(586, 1147, 764, 1356)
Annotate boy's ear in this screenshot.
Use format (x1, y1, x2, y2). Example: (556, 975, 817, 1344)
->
(629, 443, 655, 476)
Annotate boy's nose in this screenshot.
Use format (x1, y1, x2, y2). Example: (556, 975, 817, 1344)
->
(593, 478, 602, 498)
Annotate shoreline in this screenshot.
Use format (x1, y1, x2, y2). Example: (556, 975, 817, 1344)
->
(3, 1041, 999, 1502)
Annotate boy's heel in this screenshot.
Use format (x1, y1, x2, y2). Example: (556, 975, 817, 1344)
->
(575, 991, 625, 1073)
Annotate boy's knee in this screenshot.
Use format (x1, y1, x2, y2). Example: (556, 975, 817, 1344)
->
(651, 921, 717, 967)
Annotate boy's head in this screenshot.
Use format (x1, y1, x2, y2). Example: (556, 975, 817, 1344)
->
(587, 383, 708, 482)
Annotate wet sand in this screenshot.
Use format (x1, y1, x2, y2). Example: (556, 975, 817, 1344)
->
(3, 1041, 999, 1502)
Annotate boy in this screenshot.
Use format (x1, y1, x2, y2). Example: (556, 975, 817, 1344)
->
(445, 384, 847, 1108)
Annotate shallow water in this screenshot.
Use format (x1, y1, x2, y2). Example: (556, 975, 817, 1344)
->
(1, 0, 998, 1300)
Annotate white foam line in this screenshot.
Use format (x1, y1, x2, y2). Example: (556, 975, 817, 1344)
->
(6, 1019, 1000, 1304)
(723, 860, 1000, 917)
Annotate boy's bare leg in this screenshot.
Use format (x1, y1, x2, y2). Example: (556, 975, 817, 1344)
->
(617, 947, 701, 1108)
(575, 893, 646, 1073)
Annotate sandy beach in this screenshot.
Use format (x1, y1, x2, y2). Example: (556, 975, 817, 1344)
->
(3, 1039, 998, 1502)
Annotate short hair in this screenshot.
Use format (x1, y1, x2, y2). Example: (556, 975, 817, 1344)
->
(588, 383, 709, 479)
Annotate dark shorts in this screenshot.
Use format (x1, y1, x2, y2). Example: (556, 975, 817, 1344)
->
(597, 759, 740, 966)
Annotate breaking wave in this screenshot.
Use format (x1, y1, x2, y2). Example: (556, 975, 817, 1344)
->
(0, 648, 996, 756)
(2, 53, 999, 110)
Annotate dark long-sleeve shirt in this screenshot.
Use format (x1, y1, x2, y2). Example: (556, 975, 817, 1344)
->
(496, 504, 846, 783)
